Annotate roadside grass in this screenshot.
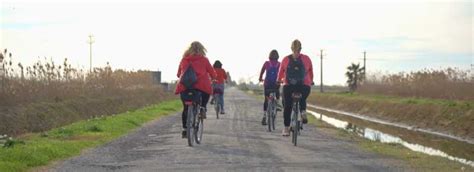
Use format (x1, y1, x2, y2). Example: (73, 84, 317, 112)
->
(307, 115, 472, 172)
(318, 92, 474, 108)
(309, 92, 474, 139)
(0, 99, 181, 172)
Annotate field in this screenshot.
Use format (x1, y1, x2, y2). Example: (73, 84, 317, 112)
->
(358, 68, 473, 100)
(0, 49, 173, 136)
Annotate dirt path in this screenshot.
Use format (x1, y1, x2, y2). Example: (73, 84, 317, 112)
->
(52, 88, 408, 171)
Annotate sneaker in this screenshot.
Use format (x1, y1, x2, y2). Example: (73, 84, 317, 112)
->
(210, 98, 215, 105)
(301, 110, 308, 124)
(261, 116, 267, 125)
(220, 111, 225, 115)
(276, 102, 283, 111)
(200, 108, 207, 119)
(181, 130, 187, 138)
(282, 127, 290, 136)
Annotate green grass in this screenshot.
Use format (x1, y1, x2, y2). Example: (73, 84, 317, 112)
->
(0, 100, 181, 172)
(317, 92, 474, 108)
(307, 115, 472, 171)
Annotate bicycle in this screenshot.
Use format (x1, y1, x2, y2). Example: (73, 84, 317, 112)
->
(265, 89, 278, 132)
(213, 87, 223, 119)
(183, 90, 204, 146)
(290, 92, 303, 146)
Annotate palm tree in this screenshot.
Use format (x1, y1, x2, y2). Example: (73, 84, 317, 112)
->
(346, 63, 365, 92)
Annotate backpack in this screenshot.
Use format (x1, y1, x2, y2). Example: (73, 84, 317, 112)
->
(286, 56, 306, 85)
(180, 62, 197, 89)
(265, 61, 279, 86)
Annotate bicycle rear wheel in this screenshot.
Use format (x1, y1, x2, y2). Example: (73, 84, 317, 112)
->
(187, 105, 195, 147)
(271, 102, 277, 131)
(267, 108, 272, 132)
(195, 115, 204, 144)
(292, 107, 299, 146)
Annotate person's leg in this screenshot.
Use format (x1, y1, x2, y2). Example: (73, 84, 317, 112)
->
(180, 93, 188, 138)
(282, 85, 294, 136)
(263, 87, 270, 111)
(274, 84, 281, 100)
(200, 92, 210, 109)
(180, 93, 188, 128)
(218, 84, 224, 112)
(283, 85, 293, 127)
(262, 86, 270, 125)
(298, 85, 311, 124)
(300, 85, 311, 111)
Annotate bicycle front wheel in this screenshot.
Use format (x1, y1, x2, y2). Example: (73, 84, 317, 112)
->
(267, 108, 272, 132)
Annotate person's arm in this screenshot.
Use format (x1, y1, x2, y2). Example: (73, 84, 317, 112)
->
(258, 62, 267, 82)
(177, 59, 184, 78)
(206, 59, 217, 79)
(223, 69, 228, 80)
(277, 57, 288, 83)
(307, 56, 314, 85)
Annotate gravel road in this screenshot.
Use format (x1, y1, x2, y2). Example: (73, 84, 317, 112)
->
(53, 87, 408, 172)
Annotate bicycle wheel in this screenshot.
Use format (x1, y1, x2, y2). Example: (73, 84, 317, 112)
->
(214, 95, 220, 119)
(187, 105, 195, 147)
(267, 107, 272, 132)
(294, 120, 299, 146)
(292, 106, 299, 146)
(271, 101, 276, 131)
(195, 114, 204, 144)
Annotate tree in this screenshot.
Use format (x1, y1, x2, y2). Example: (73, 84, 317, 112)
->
(346, 63, 365, 92)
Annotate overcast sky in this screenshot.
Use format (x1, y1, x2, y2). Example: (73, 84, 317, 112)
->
(1, 0, 472, 85)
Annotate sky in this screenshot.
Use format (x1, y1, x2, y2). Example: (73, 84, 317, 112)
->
(1, 0, 472, 85)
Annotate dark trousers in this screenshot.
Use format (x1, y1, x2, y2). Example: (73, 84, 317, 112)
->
(263, 85, 280, 111)
(282, 85, 311, 127)
(180, 91, 210, 129)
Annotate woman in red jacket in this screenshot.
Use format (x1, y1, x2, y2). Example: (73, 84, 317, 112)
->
(176, 41, 217, 138)
(277, 39, 314, 136)
(210, 60, 228, 114)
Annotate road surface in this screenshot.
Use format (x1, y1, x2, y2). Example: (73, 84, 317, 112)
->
(53, 88, 408, 172)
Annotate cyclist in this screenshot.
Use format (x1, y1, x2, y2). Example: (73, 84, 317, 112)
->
(176, 41, 216, 138)
(258, 49, 281, 125)
(210, 60, 228, 114)
(277, 39, 314, 136)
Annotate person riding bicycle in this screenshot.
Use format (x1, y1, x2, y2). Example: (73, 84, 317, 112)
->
(258, 49, 282, 125)
(176, 41, 217, 138)
(210, 60, 227, 114)
(277, 39, 314, 136)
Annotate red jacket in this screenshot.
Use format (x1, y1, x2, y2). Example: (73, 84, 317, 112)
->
(175, 55, 217, 95)
(214, 68, 227, 84)
(277, 54, 314, 86)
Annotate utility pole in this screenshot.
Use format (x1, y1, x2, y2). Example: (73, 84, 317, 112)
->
(363, 51, 366, 75)
(320, 49, 324, 93)
(87, 34, 95, 73)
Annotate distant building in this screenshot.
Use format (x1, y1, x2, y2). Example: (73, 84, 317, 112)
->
(151, 71, 161, 84)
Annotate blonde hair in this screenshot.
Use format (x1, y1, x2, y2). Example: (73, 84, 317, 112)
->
(291, 39, 302, 53)
(183, 41, 207, 57)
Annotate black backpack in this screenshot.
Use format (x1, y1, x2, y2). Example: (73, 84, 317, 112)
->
(286, 56, 306, 85)
(180, 62, 197, 89)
